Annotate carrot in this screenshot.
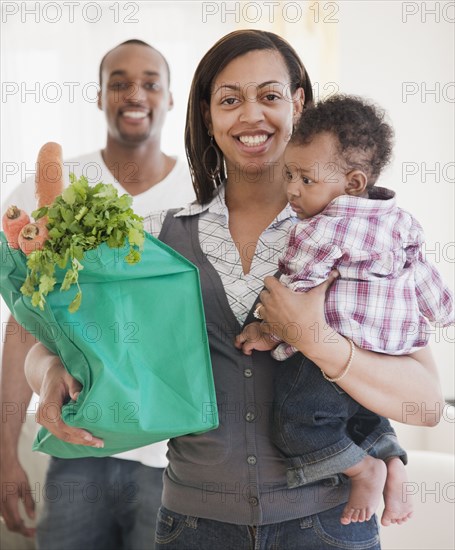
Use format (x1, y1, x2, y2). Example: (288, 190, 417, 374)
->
(2, 206, 31, 249)
(35, 142, 64, 208)
(18, 142, 65, 255)
(18, 220, 49, 255)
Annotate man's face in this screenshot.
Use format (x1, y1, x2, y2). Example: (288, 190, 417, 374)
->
(98, 44, 173, 145)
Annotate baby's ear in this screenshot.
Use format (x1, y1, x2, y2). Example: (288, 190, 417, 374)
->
(345, 170, 368, 196)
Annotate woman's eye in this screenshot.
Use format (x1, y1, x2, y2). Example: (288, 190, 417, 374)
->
(302, 177, 313, 185)
(285, 170, 293, 181)
(264, 93, 280, 101)
(221, 97, 239, 105)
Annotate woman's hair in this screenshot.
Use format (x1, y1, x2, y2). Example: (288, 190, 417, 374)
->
(185, 29, 313, 204)
(290, 94, 394, 186)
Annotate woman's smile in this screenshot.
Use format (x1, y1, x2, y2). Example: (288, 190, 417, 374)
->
(207, 49, 301, 174)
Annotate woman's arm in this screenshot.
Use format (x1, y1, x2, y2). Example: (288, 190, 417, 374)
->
(259, 275, 444, 426)
(24, 342, 104, 447)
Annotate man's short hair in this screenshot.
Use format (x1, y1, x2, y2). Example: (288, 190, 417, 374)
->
(98, 39, 171, 87)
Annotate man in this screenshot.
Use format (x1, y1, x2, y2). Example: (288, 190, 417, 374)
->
(0, 39, 194, 550)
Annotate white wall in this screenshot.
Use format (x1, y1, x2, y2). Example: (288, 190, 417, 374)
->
(1, 1, 454, 399)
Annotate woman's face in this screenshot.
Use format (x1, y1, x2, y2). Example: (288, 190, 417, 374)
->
(204, 49, 303, 179)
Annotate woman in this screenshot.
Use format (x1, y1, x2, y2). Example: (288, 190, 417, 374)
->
(27, 30, 443, 549)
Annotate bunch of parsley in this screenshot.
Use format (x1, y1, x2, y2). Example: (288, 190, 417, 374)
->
(20, 174, 145, 313)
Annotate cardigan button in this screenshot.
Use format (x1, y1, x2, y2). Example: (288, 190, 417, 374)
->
(244, 368, 253, 378)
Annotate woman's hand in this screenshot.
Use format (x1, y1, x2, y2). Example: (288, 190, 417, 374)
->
(257, 272, 339, 350)
(25, 343, 104, 447)
(255, 275, 444, 425)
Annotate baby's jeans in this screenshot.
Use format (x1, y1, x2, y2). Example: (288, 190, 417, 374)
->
(272, 354, 407, 488)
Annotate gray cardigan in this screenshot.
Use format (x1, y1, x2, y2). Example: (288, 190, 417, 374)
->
(158, 210, 349, 525)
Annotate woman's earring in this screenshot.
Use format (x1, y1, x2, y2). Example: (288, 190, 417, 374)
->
(202, 133, 223, 189)
(291, 110, 301, 135)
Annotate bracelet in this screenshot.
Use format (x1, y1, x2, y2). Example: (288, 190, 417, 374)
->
(321, 337, 356, 382)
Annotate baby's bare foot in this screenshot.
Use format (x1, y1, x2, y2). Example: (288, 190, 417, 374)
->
(341, 456, 387, 525)
(381, 457, 413, 526)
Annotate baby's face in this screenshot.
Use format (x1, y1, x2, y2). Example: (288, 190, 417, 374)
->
(284, 132, 349, 219)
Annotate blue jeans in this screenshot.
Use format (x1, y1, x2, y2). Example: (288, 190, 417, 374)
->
(36, 457, 164, 550)
(154, 504, 381, 549)
(272, 355, 406, 488)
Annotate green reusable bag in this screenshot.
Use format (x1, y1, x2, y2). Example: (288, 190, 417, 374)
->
(0, 231, 218, 458)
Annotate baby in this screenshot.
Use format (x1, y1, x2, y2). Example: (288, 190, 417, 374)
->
(236, 95, 454, 526)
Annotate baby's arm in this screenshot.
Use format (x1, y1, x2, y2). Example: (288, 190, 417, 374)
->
(235, 322, 279, 355)
(414, 251, 454, 326)
(279, 220, 343, 289)
(401, 214, 453, 324)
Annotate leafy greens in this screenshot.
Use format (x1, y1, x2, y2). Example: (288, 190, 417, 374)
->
(20, 173, 145, 313)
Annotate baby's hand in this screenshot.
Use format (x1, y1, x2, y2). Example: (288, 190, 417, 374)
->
(234, 322, 279, 356)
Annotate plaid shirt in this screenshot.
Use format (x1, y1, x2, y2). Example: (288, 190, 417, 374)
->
(145, 184, 296, 325)
(279, 186, 454, 354)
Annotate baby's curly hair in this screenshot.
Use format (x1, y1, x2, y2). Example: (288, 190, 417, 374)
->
(291, 94, 394, 186)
